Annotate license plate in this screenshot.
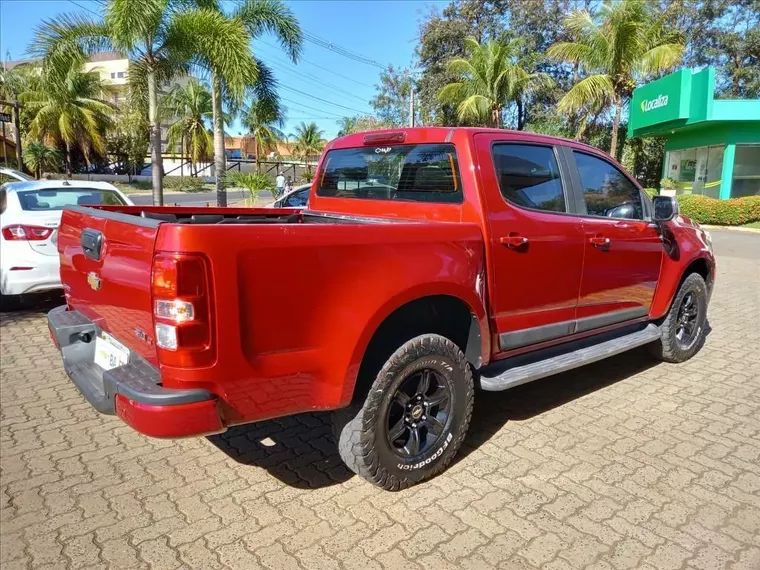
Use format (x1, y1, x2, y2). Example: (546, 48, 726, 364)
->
(94, 332, 130, 370)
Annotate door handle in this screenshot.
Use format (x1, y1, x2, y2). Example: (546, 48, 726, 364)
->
(500, 234, 529, 249)
(589, 235, 610, 248)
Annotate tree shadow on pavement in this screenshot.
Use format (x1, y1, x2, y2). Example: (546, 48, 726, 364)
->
(207, 412, 355, 489)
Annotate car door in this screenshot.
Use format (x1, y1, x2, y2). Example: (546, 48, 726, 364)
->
(474, 134, 585, 352)
(568, 150, 663, 331)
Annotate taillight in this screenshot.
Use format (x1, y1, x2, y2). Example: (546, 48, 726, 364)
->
(2, 224, 54, 241)
(151, 253, 214, 367)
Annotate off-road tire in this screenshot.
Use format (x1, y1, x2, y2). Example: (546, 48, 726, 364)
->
(333, 334, 474, 491)
(650, 272, 708, 363)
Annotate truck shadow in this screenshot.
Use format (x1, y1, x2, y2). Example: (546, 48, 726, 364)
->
(208, 337, 708, 490)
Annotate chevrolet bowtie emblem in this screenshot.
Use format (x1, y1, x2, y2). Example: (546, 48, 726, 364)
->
(87, 272, 102, 291)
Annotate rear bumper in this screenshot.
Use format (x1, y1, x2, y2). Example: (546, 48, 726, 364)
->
(47, 305, 224, 438)
(1, 264, 61, 296)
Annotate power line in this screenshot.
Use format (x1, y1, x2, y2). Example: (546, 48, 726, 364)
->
(67, 0, 102, 17)
(257, 40, 375, 89)
(280, 97, 343, 119)
(257, 50, 372, 106)
(279, 85, 371, 115)
(301, 30, 386, 70)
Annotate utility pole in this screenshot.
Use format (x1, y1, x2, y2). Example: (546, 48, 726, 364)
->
(409, 88, 415, 128)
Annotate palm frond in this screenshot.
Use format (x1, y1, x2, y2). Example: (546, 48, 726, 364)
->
(557, 74, 614, 115)
(234, 0, 303, 63)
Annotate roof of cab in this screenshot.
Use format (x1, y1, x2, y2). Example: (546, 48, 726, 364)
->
(0, 179, 120, 192)
(329, 126, 602, 155)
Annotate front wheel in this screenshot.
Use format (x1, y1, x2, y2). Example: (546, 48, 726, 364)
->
(333, 334, 474, 491)
(650, 272, 708, 363)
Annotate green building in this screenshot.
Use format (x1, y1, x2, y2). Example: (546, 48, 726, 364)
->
(628, 67, 760, 199)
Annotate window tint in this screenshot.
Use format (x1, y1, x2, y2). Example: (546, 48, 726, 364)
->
(285, 188, 309, 207)
(492, 144, 566, 213)
(316, 143, 463, 203)
(574, 152, 643, 220)
(16, 188, 126, 211)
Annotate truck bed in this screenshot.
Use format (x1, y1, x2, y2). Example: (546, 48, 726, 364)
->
(56, 204, 485, 425)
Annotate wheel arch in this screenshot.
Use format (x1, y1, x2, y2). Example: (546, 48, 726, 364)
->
(651, 252, 714, 320)
(341, 286, 489, 405)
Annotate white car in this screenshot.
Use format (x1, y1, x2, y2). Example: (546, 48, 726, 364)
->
(268, 184, 311, 209)
(0, 167, 34, 182)
(0, 180, 133, 297)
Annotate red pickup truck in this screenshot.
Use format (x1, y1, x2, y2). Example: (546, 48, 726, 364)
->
(48, 128, 714, 490)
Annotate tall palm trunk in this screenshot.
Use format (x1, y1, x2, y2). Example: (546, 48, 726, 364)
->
(255, 134, 260, 173)
(211, 74, 226, 207)
(147, 70, 164, 205)
(610, 95, 623, 160)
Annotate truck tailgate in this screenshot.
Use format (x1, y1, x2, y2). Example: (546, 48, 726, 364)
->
(58, 206, 159, 364)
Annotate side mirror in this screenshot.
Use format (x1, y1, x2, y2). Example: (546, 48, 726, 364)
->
(653, 195, 678, 222)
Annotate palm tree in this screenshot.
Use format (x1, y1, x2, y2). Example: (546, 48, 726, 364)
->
(23, 142, 62, 179)
(29, 0, 258, 205)
(291, 122, 324, 174)
(437, 36, 552, 128)
(20, 64, 116, 172)
(162, 79, 215, 176)
(547, 0, 684, 158)
(336, 117, 357, 137)
(190, 0, 302, 206)
(241, 98, 284, 172)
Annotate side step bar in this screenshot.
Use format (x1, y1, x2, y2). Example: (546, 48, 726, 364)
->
(480, 323, 660, 392)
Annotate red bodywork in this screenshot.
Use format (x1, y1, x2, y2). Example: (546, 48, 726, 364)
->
(56, 127, 715, 438)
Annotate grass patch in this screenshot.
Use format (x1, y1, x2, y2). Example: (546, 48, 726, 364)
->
(743, 221, 760, 229)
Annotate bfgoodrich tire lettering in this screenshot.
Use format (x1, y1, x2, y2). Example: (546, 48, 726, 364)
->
(333, 334, 474, 491)
(651, 272, 708, 363)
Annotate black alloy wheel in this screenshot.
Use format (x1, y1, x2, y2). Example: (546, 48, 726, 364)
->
(386, 368, 452, 458)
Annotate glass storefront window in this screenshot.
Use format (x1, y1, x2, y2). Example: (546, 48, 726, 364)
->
(732, 145, 760, 198)
(664, 145, 725, 198)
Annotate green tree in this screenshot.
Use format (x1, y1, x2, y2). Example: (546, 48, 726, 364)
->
(291, 122, 324, 174)
(30, 0, 259, 205)
(437, 36, 552, 128)
(548, 0, 684, 158)
(108, 100, 149, 176)
(23, 142, 62, 179)
(20, 64, 115, 172)
(336, 117, 358, 137)
(241, 97, 284, 172)
(192, 0, 302, 205)
(371, 65, 415, 127)
(162, 79, 215, 175)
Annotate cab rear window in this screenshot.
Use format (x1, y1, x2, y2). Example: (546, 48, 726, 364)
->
(16, 188, 126, 211)
(316, 143, 463, 203)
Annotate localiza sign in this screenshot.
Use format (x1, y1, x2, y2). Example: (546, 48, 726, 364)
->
(641, 94, 669, 112)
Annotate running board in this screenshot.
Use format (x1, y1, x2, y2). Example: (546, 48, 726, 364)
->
(480, 324, 660, 392)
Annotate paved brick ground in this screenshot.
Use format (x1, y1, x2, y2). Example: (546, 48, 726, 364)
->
(1, 230, 759, 570)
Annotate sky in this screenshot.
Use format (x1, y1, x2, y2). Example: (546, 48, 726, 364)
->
(0, 0, 446, 138)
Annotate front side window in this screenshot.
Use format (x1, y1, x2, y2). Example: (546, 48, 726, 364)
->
(574, 152, 643, 220)
(491, 144, 566, 213)
(16, 188, 127, 211)
(285, 188, 309, 207)
(316, 143, 463, 203)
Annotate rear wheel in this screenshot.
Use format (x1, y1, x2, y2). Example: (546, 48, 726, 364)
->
(333, 334, 473, 491)
(651, 272, 708, 363)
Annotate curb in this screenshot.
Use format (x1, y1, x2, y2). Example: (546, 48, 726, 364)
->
(702, 225, 760, 234)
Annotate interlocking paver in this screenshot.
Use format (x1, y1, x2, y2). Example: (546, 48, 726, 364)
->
(1, 231, 759, 569)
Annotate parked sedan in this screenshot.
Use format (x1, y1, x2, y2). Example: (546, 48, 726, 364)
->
(268, 184, 311, 208)
(0, 167, 33, 183)
(0, 180, 132, 298)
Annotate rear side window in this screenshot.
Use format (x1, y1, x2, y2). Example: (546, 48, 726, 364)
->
(491, 144, 566, 213)
(573, 152, 643, 220)
(316, 143, 463, 203)
(16, 188, 126, 211)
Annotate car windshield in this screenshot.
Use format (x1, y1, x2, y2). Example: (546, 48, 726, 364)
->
(16, 188, 126, 211)
(316, 143, 463, 203)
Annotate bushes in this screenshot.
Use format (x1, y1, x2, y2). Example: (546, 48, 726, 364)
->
(227, 172, 274, 202)
(676, 194, 760, 226)
(643, 187, 658, 198)
(162, 176, 204, 192)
